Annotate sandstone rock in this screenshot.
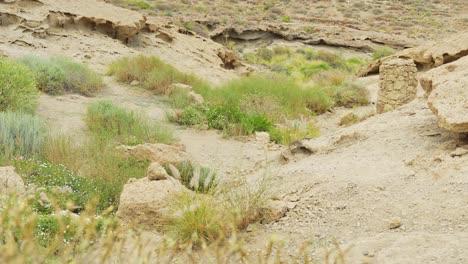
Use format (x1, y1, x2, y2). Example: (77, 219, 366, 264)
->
(377, 59, 418, 114)
(419, 56, 468, 97)
(188, 91, 204, 104)
(0, 166, 25, 196)
(255, 132, 270, 142)
(450, 147, 468, 158)
(388, 217, 402, 229)
(259, 200, 289, 224)
(117, 143, 190, 165)
(171, 83, 193, 92)
(358, 31, 468, 76)
(130, 80, 140, 86)
(117, 177, 187, 230)
(217, 50, 242, 69)
(146, 162, 169, 181)
(428, 74, 468, 133)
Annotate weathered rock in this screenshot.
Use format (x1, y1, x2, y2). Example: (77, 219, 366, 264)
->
(188, 91, 204, 104)
(388, 217, 402, 229)
(217, 50, 242, 69)
(146, 162, 169, 181)
(255, 132, 270, 142)
(419, 55, 468, 97)
(117, 177, 187, 230)
(259, 200, 296, 224)
(171, 83, 193, 92)
(377, 59, 418, 114)
(450, 147, 468, 158)
(117, 143, 190, 165)
(358, 31, 468, 76)
(0, 166, 25, 196)
(428, 74, 468, 133)
(130, 80, 140, 86)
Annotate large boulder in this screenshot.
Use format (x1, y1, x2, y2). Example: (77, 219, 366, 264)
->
(419, 56, 468, 97)
(117, 177, 187, 230)
(117, 143, 190, 165)
(427, 75, 468, 133)
(358, 31, 468, 76)
(0, 166, 25, 196)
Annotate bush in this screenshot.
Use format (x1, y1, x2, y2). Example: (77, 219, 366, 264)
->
(0, 112, 46, 159)
(86, 100, 175, 145)
(333, 82, 370, 108)
(270, 122, 319, 145)
(164, 160, 217, 193)
(108, 56, 210, 95)
(0, 59, 39, 113)
(20, 55, 103, 96)
(372, 46, 395, 60)
(339, 113, 361, 127)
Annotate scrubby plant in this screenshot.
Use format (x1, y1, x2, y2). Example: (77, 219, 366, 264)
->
(270, 122, 319, 145)
(372, 46, 395, 60)
(108, 56, 210, 95)
(164, 160, 217, 194)
(333, 82, 370, 108)
(0, 112, 46, 159)
(20, 55, 103, 96)
(339, 113, 361, 127)
(0, 59, 39, 113)
(86, 100, 175, 145)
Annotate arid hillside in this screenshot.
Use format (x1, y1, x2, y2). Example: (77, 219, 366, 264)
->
(0, 0, 467, 263)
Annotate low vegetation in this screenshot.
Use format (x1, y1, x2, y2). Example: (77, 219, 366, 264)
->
(86, 100, 175, 145)
(0, 59, 39, 113)
(20, 55, 104, 96)
(372, 46, 396, 60)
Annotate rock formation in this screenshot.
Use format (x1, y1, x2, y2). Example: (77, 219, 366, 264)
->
(376, 59, 418, 114)
(0, 166, 25, 196)
(358, 31, 468, 76)
(117, 177, 187, 230)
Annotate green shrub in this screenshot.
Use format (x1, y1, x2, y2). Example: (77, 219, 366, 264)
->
(372, 46, 395, 60)
(304, 88, 334, 114)
(339, 113, 361, 127)
(20, 55, 103, 96)
(300, 61, 331, 79)
(86, 100, 175, 145)
(0, 59, 38, 113)
(127, 0, 152, 9)
(270, 123, 319, 145)
(0, 112, 46, 159)
(333, 82, 370, 108)
(108, 56, 210, 95)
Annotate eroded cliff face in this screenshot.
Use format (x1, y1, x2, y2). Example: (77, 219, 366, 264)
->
(0, 0, 248, 84)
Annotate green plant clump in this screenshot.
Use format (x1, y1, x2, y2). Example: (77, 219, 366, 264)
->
(0, 112, 47, 160)
(20, 55, 103, 96)
(0, 59, 39, 113)
(86, 100, 175, 145)
(372, 46, 395, 60)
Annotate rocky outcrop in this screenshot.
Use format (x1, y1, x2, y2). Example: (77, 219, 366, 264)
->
(419, 56, 468, 97)
(0, 166, 25, 195)
(376, 59, 418, 114)
(427, 75, 468, 133)
(358, 31, 468, 76)
(117, 143, 190, 165)
(117, 177, 187, 230)
(146, 162, 169, 181)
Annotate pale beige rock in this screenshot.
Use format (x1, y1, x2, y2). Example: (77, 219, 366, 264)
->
(0, 166, 25, 196)
(146, 162, 169, 181)
(419, 56, 468, 97)
(358, 31, 468, 76)
(117, 177, 187, 230)
(428, 75, 468, 133)
(171, 83, 193, 92)
(188, 91, 204, 104)
(255, 132, 270, 142)
(117, 143, 190, 165)
(377, 59, 418, 114)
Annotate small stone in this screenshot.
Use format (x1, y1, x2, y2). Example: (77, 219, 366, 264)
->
(146, 162, 169, 181)
(255, 132, 270, 142)
(388, 217, 402, 229)
(189, 91, 204, 104)
(130, 80, 140, 86)
(172, 83, 193, 92)
(450, 147, 468, 157)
